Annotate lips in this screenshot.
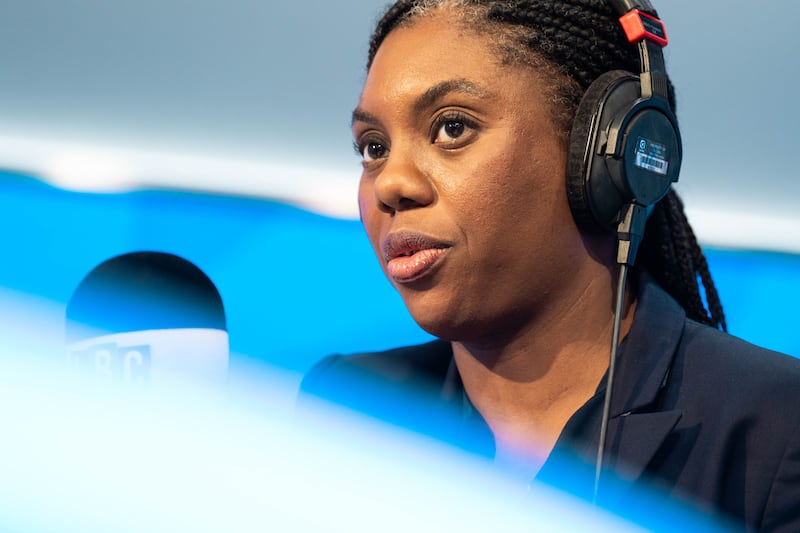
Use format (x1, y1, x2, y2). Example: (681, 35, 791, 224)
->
(382, 231, 451, 283)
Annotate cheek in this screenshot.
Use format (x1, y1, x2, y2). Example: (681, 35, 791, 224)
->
(452, 140, 565, 229)
(357, 178, 384, 254)
(452, 146, 575, 282)
(500, 134, 568, 219)
(357, 178, 370, 221)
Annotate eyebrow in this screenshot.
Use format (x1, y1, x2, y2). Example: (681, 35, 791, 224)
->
(351, 108, 382, 128)
(413, 78, 490, 115)
(351, 78, 492, 127)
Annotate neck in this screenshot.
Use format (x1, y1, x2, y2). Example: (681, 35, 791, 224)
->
(451, 266, 637, 477)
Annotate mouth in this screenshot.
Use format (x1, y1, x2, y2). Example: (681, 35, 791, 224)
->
(382, 231, 451, 284)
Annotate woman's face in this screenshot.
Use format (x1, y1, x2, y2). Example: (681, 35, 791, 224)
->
(353, 10, 596, 342)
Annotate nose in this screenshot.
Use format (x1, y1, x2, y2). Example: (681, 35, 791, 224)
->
(372, 150, 436, 214)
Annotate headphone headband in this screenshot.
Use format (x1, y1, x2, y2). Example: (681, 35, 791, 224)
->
(612, 1, 670, 100)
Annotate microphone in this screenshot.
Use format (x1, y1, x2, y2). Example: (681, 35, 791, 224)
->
(65, 251, 228, 387)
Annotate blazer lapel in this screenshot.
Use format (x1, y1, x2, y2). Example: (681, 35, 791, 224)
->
(606, 410, 682, 479)
(599, 274, 688, 484)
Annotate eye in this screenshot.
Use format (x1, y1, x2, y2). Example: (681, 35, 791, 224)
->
(432, 112, 478, 146)
(354, 136, 389, 164)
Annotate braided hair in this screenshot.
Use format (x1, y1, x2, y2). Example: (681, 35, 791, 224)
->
(364, 0, 726, 331)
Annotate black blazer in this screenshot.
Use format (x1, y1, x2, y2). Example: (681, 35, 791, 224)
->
(301, 278, 800, 531)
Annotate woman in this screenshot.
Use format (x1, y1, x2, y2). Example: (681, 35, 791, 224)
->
(301, 0, 800, 529)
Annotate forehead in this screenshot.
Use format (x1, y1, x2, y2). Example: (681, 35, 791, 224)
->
(359, 11, 524, 106)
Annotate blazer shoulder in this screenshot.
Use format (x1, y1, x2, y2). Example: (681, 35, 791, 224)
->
(678, 320, 800, 401)
(299, 339, 453, 407)
(303, 339, 451, 381)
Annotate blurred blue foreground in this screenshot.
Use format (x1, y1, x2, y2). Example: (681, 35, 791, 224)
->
(0, 339, 737, 532)
(0, 172, 791, 531)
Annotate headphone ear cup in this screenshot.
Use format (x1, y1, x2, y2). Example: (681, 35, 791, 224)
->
(566, 70, 639, 232)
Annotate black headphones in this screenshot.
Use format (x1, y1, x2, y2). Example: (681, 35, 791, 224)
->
(566, 0, 681, 234)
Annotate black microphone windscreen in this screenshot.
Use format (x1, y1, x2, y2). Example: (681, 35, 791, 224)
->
(66, 251, 225, 344)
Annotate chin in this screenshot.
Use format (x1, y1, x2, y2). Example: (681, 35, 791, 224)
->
(399, 283, 503, 342)
(402, 295, 461, 340)
(406, 304, 482, 342)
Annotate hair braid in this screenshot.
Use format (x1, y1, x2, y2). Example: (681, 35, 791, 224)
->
(641, 191, 727, 330)
(668, 194, 708, 322)
(365, 0, 727, 331)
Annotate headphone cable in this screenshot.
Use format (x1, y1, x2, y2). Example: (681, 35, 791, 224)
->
(593, 261, 629, 503)
(593, 202, 647, 504)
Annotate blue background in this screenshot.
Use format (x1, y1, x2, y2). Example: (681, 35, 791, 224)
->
(3, 171, 797, 383)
